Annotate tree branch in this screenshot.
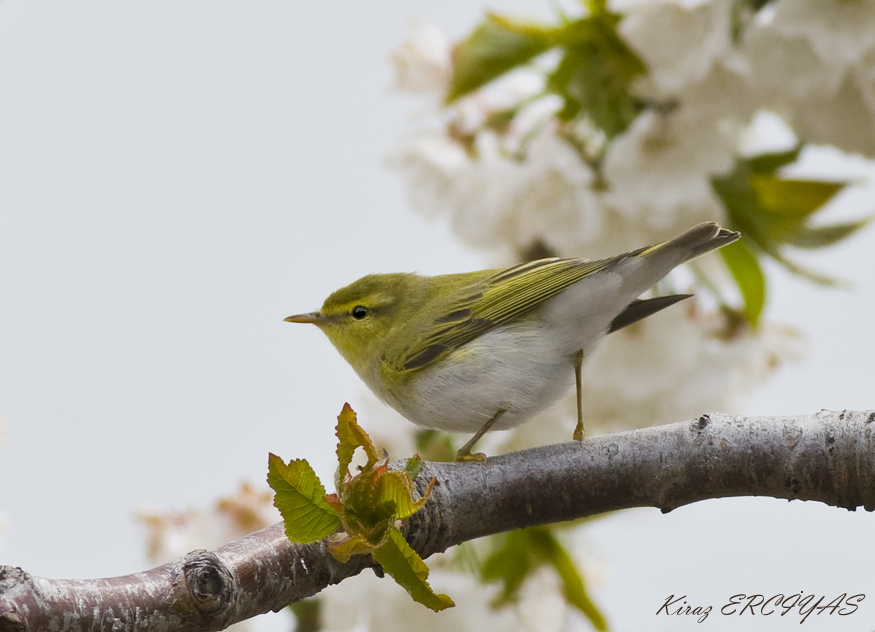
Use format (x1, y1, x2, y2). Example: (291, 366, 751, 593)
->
(2, 410, 874, 632)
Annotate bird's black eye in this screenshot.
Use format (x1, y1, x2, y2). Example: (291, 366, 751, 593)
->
(351, 306, 369, 320)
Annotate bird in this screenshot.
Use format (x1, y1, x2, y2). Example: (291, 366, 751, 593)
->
(286, 222, 740, 460)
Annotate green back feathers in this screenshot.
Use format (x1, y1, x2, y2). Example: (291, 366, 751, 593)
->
(393, 222, 739, 373)
(395, 257, 616, 372)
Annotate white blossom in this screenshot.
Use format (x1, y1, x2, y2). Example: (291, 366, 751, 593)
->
(135, 483, 279, 564)
(390, 18, 451, 95)
(388, 10, 755, 261)
(601, 52, 754, 216)
(386, 132, 475, 219)
(618, 0, 738, 97)
(790, 70, 875, 157)
(578, 305, 805, 434)
(385, 1, 870, 452)
(741, 18, 875, 158)
(743, 1, 875, 157)
(742, 24, 845, 108)
(856, 46, 875, 117)
(598, 105, 733, 244)
(390, 126, 612, 260)
(455, 131, 605, 258)
(768, 0, 875, 69)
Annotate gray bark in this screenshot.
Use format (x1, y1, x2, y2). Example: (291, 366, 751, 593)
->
(2, 410, 873, 632)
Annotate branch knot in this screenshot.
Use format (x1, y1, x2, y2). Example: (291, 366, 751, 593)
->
(180, 550, 238, 625)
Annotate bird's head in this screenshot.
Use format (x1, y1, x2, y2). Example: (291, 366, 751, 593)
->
(285, 273, 422, 377)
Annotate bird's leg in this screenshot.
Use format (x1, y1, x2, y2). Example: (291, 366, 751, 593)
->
(573, 349, 585, 441)
(455, 408, 507, 462)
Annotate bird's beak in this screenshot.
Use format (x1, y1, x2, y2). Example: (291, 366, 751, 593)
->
(284, 312, 325, 325)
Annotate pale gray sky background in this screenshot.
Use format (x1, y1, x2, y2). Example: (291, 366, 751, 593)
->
(1, 3, 874, 631)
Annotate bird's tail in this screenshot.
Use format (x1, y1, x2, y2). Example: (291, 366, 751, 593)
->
(605, 223, 740, 333)
(639, 221, 741, 262)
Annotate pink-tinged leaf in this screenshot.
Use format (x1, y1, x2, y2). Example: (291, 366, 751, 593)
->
(326, 533, 377, 564)
(335, 403, 380, 487)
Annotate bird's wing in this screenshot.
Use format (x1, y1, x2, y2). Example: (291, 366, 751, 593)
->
(394, 221, 739, 373)
(397, 256, 619, 372)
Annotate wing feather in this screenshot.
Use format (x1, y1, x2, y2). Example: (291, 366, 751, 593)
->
(398, 256, 616, 372)
(393, 222, 739, 373)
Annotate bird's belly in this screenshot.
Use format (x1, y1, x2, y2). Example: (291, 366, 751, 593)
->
(393, 324, 583, 433)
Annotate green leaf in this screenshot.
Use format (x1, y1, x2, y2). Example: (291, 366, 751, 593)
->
(335, 403, 379, 487)
(270, 405, 454, 613)
(289, 599, 320, 632)
(482, 527, 607, 630)
(481, 531, 532, 601)
(786, 216, 872, 249)
(376, 470, 417, 518)
(373, 529, 455, 612)
(543, 535, 607, 631)
(546, 13, 645, 138)
(378, 471, 436, 520)
(713, 152, 850, 246)
(750, 174, 845, 220)
(271, 405, 453, 611)
(711, 163, 759, 236)
(711, 149, 859, 294)
(748, 146, 801, 174)
(414, 429, 459, 463)
(268, 453, 341, 544)
(720, 239, 766, 326)
(446, 13, 555, 104)
(404, 454, 424, 480)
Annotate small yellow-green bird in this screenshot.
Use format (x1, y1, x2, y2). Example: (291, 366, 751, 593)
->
(286, 222, 739, 459)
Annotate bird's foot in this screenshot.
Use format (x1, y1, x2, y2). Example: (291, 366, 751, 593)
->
(454, 449, 487, 463)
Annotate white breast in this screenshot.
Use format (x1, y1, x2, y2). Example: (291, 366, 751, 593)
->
(391, 320, 597, 433)
(386, 263, 651, 433)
